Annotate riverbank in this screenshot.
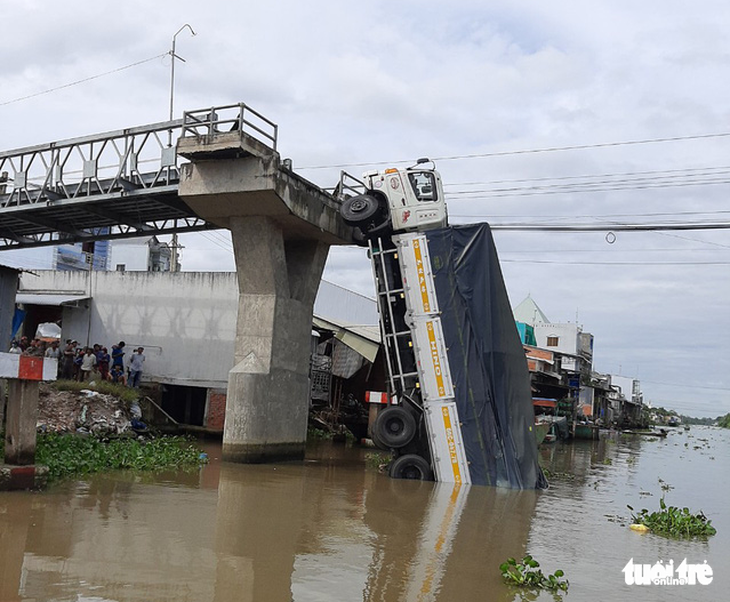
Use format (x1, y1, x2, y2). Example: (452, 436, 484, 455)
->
(1, 380, 206, 484)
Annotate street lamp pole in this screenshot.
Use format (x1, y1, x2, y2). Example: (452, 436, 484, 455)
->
(168, 24, 195, 272)
(168, 24, 196, 137)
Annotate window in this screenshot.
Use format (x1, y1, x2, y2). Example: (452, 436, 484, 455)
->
(116, 264, 126, 272)
(408, 171, 437, 202)
(546, 336, 559, 347)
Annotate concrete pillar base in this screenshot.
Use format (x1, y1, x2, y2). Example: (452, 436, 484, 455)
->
(222, 216, 329, 464)
(222, 367, 310, 464)
(4, 380, 39, 465)
(0, 464, 49, 491)
(222, 442, 305, 464)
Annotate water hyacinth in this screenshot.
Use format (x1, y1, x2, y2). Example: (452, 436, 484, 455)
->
(500, 554, 569, 593)
(34, 432, 206, 481)
(628, 497, 717, 538)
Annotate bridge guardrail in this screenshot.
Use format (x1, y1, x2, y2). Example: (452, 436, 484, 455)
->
(0, 120, 183, 208)
(180, 103, 278, 151)
(329, 170, 368, 205)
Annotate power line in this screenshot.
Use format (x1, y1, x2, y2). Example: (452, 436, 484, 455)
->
(0, 53, 168, 107)
(486, 222, 730, 232)
(451, 209, 730, 219)
(500, 258, 730, 265)
(444, 165, 730, 188)
(639, 379, 730, 392)
(299, 132, 730, 170)
(197, 231, 234, 253)
(501, 247, 730, 254)
(446, 175, 730, 200)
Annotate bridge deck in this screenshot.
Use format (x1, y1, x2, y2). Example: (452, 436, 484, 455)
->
(0, 103, 292, 250)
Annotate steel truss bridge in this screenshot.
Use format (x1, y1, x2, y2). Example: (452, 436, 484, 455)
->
(0, 103, 278, 251)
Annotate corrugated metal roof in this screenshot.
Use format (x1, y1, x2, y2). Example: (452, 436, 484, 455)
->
(314, 280, 378, 326)
(16, 293, 88, 306)
(312, 316, 380, 363)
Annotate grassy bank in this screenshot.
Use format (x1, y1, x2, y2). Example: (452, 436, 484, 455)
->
(53, 379, 141, 404)
(1, 432, 206, 482)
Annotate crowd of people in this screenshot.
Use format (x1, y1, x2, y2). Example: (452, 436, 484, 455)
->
(9, 336, 146, 388)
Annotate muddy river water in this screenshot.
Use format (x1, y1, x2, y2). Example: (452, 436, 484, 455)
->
(1, 426, 728, 601)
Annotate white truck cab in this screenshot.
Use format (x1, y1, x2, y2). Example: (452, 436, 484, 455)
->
(339, 158, 447, 241)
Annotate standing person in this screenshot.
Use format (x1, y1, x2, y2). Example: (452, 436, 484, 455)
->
(62, 340, 75, 379)
(79, 347, 97, 381)
(111, 341, 126, 371)
(46, 340, 62, 378)
(128, 347, 145, 388)
(24, 338, 44, 356)
(45, 340, 61, 359)
(73, 348, 84, 381)
(97, 346, 111, 381)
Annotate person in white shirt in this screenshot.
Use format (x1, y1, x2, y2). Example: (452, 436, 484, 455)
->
(128, 347, 146, 388)
(79, 347, 97, 381)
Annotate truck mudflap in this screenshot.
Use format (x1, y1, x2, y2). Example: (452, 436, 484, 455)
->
(398, 225, 547, 489)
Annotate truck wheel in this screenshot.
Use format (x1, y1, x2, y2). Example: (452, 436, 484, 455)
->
(389, 454, 433, 481)
(340, 194, 381, 227)
(372, 406, 417, 449)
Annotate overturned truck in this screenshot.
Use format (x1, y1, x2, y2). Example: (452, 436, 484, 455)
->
(339, 161, 546, 489)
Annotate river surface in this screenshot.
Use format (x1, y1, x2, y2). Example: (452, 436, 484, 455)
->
(1, 426, 728, 601)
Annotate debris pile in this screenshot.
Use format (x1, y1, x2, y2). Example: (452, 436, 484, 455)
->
(38, 383, 133, 437)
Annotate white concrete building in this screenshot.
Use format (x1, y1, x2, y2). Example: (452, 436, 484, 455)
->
(15, 271, 379, 430)
(108, 236, 172, 272)
(611, 375, 643, 405)
(513, 295, 594, 372)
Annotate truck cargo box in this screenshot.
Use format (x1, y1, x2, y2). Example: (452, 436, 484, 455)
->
(415, 224, 546, 489)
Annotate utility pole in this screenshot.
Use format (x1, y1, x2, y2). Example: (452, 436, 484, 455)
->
(170, 234, 183, 272)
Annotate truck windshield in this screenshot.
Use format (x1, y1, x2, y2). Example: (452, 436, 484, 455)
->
(408, 171, 437, 202)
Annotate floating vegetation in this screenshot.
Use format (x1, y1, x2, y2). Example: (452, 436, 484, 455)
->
(540, 467, 575, 481)
(34, 432, 206, 481)
(658, 477, 674, 492)
(364, 451, 391, 471)
(500, 555, 569, 593)
(628, 497, 716, 538)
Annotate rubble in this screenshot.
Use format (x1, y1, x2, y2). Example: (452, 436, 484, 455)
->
(37, 383, 133, 437)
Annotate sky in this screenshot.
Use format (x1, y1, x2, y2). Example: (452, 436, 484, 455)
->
(1, 0, 729, 417)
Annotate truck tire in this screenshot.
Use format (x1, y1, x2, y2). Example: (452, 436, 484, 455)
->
(389, 454, 433, 481)
(372, 406, 417, 449)
(340, 194, 381, 227)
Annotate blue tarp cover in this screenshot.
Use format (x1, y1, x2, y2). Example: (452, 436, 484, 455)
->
(427, 224, 547, 489)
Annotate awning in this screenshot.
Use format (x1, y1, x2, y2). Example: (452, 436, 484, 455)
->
(533, 397, 558, 409)
(15, 293, 89, 307)
(312, 316, 381, 363)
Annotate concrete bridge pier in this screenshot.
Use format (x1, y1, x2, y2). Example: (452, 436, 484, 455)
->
(224, 217, 329, 462)
(177, 115, 352, 464)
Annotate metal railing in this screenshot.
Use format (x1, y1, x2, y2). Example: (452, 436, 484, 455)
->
(0, 119, 183, 209)
(331, 170, 367, 203)
(180, 102, 278, 150)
